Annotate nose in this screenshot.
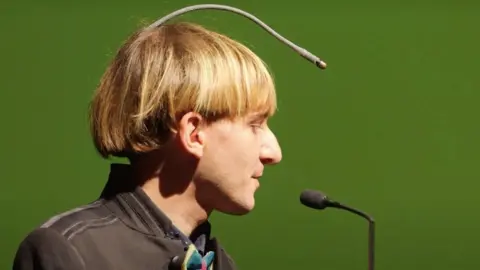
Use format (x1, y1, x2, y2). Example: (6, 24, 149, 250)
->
(260, 126, 282, 165)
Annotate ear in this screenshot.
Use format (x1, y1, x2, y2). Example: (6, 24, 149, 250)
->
(177, 112, 207, 158)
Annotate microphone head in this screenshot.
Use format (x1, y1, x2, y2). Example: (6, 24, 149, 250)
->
(300, 189, 331, 210)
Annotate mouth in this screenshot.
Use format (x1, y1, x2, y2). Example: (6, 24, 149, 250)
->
(253, 167, 264, 180)
(252, 172, 263, 179)
(252, 175, 262, 181)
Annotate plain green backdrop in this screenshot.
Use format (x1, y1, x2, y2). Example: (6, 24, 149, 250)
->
(1, 0, 479, 269)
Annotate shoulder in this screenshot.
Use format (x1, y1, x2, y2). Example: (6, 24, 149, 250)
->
(39, 199, 115, 235)
(13, 227, 85, 270)
(13, 200, 118, 270)
(37, 199, 124, 243)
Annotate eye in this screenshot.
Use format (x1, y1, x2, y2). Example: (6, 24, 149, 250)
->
(250, 123, 264, 133)
(247, 114, 268, 134)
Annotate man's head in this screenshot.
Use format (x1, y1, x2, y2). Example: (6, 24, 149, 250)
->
(89, 22, 282, 215)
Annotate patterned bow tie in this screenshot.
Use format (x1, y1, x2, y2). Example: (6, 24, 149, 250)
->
(182, 244, 215, 270)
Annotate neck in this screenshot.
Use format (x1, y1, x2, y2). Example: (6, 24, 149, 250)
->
(131, 149, 211, 237)
(141, 179, 210, 236)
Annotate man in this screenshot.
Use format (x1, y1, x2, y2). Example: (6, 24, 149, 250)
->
(12, 20, 282, 270)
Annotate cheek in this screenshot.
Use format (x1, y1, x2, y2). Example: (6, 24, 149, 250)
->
(212, 139, 255, 169)
(201, 124, 261, 171)
(229, 131, 261, 163)
(203, 137, 258, 179)
(197, 140, 239, 181)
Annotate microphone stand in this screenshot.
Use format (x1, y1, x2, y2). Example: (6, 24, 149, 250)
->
(327, 201, 375, 270)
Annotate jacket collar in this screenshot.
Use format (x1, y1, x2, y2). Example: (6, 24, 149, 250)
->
(100, 163, 236, 269)
(100, 163, 211, 251)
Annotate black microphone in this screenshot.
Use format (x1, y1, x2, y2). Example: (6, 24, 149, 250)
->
(300, 189, 375, 270)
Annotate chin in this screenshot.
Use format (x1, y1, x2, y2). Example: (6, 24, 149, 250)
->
(217, 198, 256, 216)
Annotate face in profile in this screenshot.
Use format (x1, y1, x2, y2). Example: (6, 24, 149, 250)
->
(189, 112, 282, 215)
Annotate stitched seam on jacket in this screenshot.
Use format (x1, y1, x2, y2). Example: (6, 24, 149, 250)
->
(64, 215, 118, 240)
(125, 193, 163, 234)
(115, 195, 152, 233)
(103, 200, 157, 236)
(70, 242, 87, 269)
(61, 215, 115, 237)
(40, 200, 103, 228)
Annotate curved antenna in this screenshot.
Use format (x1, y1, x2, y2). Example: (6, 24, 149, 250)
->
(146, 4, 327, 69)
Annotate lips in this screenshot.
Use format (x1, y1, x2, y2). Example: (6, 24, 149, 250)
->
(253, 167, 264, 179)
(252, 174, 263, 179)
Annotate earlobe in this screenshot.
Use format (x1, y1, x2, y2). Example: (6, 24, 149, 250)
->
(178, 112, 206, 158)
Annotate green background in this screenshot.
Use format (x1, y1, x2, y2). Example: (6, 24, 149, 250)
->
(1, 0, 479, 269)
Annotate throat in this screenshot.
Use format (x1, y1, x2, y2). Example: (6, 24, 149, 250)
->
(141, 181, 211, 237)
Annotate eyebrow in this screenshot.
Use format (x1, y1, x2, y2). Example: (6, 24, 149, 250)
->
(248, 112, 269, 122)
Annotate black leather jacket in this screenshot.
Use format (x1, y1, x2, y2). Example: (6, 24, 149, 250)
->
(12, 164, 237, 270)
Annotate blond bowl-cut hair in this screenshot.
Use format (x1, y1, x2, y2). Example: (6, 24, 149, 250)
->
(89, 22, 277, 159)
